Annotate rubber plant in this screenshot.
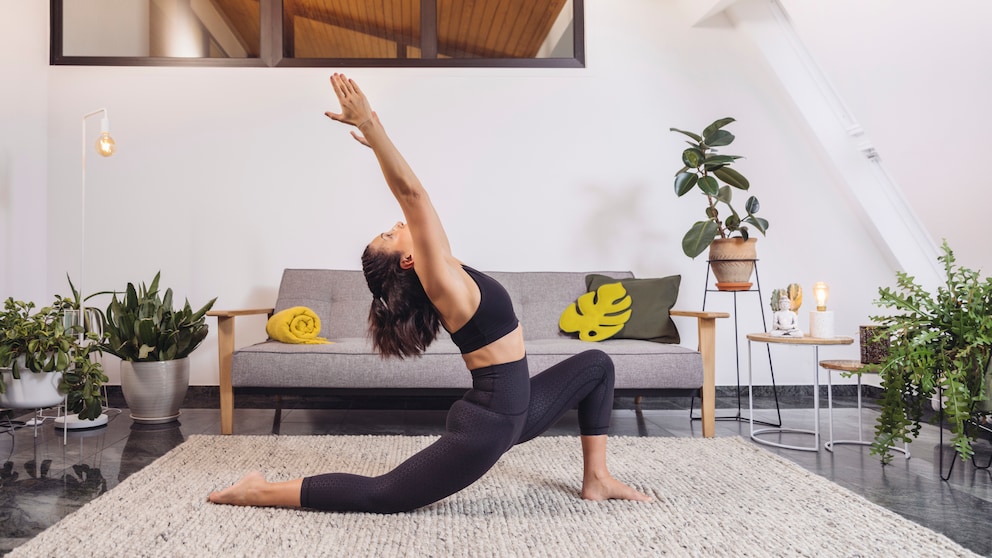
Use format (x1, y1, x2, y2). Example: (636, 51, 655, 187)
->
(0, 297, 108, 420)
(869, 240, 992, 464)
(670, 117, 769, 258)
(100, 271, 216, 362)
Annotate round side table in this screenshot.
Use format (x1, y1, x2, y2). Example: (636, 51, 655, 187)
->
(747, 332, 853, 452)
(819, 359, 910, 458)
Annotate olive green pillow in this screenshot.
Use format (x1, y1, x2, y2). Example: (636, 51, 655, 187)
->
(584, 274, 681, 344)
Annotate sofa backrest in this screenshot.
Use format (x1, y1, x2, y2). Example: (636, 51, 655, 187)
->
(274, 269, 371, 339)
(484, 271, 634, 340)
(274, 269, 635, 341)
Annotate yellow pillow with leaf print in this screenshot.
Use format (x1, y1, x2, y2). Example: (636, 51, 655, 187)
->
(559, 282, 633, 341)
(585, 274, 681, 344)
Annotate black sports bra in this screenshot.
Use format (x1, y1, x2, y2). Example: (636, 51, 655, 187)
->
(448, 266, 519, 354)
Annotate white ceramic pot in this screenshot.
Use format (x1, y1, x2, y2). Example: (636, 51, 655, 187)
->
(0, 357, 65, 409)
(120, 358, 190, 424)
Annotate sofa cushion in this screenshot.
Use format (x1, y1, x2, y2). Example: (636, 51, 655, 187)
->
(524, 339, 701, 389)
(233, 338, 467, 390)
(557, 282, 632, 342)
(232, 337, 702, 391)
(585, 274, 681, 344)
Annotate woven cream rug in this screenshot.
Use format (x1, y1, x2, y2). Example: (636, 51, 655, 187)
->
(10, 435, 976, 557)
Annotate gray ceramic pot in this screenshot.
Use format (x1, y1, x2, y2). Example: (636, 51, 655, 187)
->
(120, 358, 190, 424)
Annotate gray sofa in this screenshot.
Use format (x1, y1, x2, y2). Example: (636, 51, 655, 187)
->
(208, 269, 726, 436)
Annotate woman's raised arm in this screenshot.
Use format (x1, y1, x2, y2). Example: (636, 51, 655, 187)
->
(324, 73, 455, 295)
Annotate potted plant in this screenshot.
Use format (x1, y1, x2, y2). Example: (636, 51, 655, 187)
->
(0, 298, 107, 420)
(671, 117, 769, 290)
(869, 240, 992, 464)
(62, 274, 106, 338)
(99, 271, 216, 424)
(55, 276, 114, 427)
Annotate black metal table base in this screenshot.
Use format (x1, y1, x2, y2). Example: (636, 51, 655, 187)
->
(938, 399, 992, 481)
(689, 398, 782, 428)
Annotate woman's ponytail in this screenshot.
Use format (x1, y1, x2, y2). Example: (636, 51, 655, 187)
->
(361, 245, 441, 358)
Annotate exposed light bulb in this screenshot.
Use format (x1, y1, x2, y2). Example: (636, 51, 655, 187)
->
(96, 116, 116, 157)
(96, 132, 116, 157)
(813, 282, 829, 311)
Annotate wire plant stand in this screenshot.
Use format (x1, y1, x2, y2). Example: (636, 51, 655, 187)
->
(690, 260, 782, 428)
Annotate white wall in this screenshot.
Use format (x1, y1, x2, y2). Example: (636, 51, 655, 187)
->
(4, 0, 988, 391)
(0, 1, 50, 306)
(783, 0, 992, 274)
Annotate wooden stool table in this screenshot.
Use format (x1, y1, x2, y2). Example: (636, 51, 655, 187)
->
(819, 359, 910, 458)
(747, 333, 853, 451)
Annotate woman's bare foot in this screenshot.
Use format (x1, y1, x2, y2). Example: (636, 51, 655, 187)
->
(208, 471, 270, 506)
(581, 474, 652, 502)
(209, 471, 304, 508)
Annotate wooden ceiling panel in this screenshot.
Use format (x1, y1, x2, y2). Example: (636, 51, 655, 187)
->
(294, 17, 399, 58)
(210, 0, 262, 56)
(438, 0, 568, 58)
(204, 0, 570, 59)
(289, 0, 419, 57)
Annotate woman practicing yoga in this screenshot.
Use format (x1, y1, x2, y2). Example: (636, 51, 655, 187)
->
(208, 74, 650, 512)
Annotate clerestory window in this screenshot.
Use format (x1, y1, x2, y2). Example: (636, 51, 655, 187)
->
(50, 0, 584, 68)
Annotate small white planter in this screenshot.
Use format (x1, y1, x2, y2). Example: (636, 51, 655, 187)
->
(120, 358, 190, 424)
(0, 357, 65, 409)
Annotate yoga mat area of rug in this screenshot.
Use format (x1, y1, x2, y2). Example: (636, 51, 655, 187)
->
(10, 435, 976, 557)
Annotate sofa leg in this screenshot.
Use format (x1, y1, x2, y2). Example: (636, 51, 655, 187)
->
(698, 319, 717, 438)
(215, 314, 236, 435)
(220, 396, 234, 435)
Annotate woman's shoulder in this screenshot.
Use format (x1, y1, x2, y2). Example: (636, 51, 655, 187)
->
(425, 259, 479, 329)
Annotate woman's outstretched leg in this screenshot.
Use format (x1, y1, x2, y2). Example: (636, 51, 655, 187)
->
(516, 349, 650, 501)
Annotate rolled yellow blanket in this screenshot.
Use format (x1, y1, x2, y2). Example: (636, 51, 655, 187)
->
(266, 306, 331, 344)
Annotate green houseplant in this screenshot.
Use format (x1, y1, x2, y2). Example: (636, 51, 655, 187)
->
(0, 298, 107, 420)
(869, 241, 992, 464)
(671, 117, 769, 257)
(100, 271, 216, 423)
(671, 118, 769, 290)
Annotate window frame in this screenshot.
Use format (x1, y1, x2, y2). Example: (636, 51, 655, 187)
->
(50, 0, 585, 68)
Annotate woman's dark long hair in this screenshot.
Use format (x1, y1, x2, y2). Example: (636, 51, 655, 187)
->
(361, 245, 441, 359)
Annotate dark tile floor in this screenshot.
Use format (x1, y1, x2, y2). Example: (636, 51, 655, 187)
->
(1, 393, 991, 556)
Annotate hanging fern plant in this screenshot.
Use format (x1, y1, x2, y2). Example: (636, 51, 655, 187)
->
(870, 240, 992, 464)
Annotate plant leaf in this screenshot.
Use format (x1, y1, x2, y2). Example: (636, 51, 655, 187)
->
(744, 215, 769, 235)
(682, 220, 720, 258)
(674, 172, 697, 197)
(669, 127, 702, 143)
(703, 129, 734, 147)
(712, 167, 750, 190)
(703, 155, 742, 169)
(716, 185, 732, 204)
(702, 117, 735, 138)
(698, 176, 719, 196)
(682, 148, 704, 168)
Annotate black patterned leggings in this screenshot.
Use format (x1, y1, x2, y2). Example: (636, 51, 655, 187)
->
(299, 349, 615, 513)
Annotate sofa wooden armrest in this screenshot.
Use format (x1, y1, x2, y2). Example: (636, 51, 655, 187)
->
(670, 309, 730, 438)
(207, 308, 274, 434)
